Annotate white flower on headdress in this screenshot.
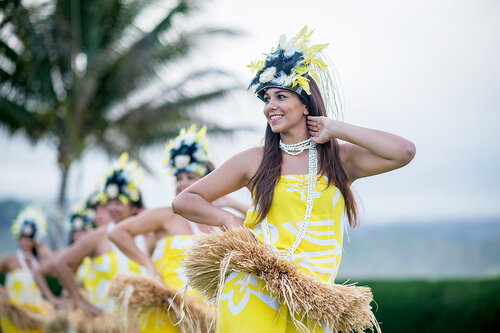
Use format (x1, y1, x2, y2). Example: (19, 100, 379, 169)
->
(22, 224, 33, 236)
(11, 206, 47, 239)
(73, 217, 84, 230)
(172, 137, 182, 149)
(259, 67, 277, 83)
(184, 131, 197, 145)
(87, 209, 96, 220)
(193, 146, 206, 161)
(174, 155, 191, 169)
(106, 183, 119, 199)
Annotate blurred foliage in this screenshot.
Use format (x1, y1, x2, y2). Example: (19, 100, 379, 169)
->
(0, 0, 239, 247)
(357, 278, 500, 333)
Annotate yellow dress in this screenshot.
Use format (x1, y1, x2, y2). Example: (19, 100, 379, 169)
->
(218, 175, 346, 333)
(138, 234, 198, 333)
(0, 253, 47, 333)
(76, 256, 92, 299)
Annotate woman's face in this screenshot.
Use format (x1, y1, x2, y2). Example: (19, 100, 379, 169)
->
(175, 172, 201, 195)
(71, 230, 87, 243)
(94, 205, 111, 227)
(262, 88, 308, 134)
(106, 199, 135, 222)
(18, 236, 35, 252)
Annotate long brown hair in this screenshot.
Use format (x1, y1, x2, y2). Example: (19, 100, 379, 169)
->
(248, 77, 358, 228)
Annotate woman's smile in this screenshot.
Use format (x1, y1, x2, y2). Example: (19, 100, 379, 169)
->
(269, 114, 284, 122)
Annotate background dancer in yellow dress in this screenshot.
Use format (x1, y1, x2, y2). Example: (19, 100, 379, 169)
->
(109, 125, 248, 332)
(172, 26, 416, 332)
(55, 153, 156, 320)
(0, 206, 54, 332)
(32, 192, 111, 314)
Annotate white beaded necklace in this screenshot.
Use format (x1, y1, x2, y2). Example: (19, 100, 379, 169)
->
(261, 138, 318, 258)
(279, 138, 312, 156)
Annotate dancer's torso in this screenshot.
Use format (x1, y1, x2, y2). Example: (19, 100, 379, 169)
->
(245, 174, 346, 283)
(152, 221, 202, 291)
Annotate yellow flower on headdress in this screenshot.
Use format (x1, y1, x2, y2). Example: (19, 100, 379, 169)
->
(68, 201, 93, 232)
(11, 205, 47, 239)
(248, 26, 344, 120)
(248, 26, 329, 97)
(98, 152, 144, 206)
(165, 125, 210, 177)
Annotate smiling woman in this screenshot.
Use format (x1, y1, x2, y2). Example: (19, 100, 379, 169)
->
(172, 26, 415, 332)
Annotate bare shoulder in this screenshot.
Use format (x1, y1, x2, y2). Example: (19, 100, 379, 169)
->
(76, 227, 106, 251)
(0, 253, 17, 272)
(228, 146, 263, 177)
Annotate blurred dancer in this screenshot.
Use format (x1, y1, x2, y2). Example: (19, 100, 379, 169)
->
(109, 125, 248, 332)
(55, 153, 155, 320)
(0, 206, 54, 332)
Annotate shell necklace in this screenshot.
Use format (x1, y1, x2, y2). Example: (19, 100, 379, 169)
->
(261, 138, 318, 258)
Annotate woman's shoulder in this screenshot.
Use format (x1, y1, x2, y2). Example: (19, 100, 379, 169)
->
(0, 253, 19, 271)
(221, 146, 263, 170)
(228, 146, 263, 176)
(237, 146, 264, 159)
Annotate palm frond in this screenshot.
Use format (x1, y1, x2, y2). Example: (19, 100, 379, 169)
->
(0, 97, 47, 141)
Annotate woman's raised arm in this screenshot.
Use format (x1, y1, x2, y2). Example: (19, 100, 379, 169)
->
(307, 116, 416, 182)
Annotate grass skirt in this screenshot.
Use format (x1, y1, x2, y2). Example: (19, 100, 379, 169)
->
(108, 273, 215, 333)
(183, 228, 381, 333)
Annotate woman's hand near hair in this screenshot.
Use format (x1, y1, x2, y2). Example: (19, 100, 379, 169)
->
(307, 115, 416, 181)
(307, 116, 337, 144)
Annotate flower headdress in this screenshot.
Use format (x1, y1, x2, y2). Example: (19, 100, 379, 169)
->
(85, 189, 105, 223)
(11, 205, 47, 240)
(97, 152, 144, 206)
(69, 201, 93, 233)
(248, 26, 343, 119)
(164, 124, 210, 177)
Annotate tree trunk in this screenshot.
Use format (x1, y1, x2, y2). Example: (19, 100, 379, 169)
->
(52, 160, 71, 250)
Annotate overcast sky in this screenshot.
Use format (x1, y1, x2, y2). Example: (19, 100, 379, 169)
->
(1, 0, 499, 224)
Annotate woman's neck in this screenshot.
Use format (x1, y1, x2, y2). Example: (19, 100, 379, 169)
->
(280, 132, 310, 145)
(279, 120, 310, 144)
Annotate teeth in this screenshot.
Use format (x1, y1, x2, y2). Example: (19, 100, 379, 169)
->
(270, 115, 283, 120)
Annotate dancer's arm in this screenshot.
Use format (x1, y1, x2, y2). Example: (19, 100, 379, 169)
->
(307, 116, 416, 181)
(54, 229, 103, 316)
(213, 196, 250, 216)
(33, 260, 69, 307)
(173, 148, 260, 228)
(109, 208, 168, 284)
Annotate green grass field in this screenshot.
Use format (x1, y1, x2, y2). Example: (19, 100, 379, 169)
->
(357, 278, 500, 332)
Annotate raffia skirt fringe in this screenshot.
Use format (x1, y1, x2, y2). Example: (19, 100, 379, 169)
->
(0, 298, 46, 330)
(107, 273, 215, 333)
(183, 227, 381, 333)
(0, 298, 124, 333)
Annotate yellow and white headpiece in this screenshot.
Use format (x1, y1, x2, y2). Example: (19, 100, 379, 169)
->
(69, 201, 93, 233)
(248, 26, 343, 119)
(97, 152, 144, 206)
(164, 124, 210, 177)
(11, 205, 47, 240)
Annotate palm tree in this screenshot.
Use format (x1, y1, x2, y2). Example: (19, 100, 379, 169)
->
(0, 0, 239, 248)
